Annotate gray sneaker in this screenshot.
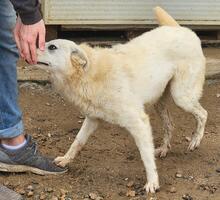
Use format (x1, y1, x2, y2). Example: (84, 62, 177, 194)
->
(0, 135, 67, 175)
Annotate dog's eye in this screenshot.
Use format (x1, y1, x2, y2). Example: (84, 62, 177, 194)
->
(48, 44, 57, 51)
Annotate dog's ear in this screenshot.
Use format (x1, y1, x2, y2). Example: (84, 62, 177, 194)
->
(71, 48, 89, 69)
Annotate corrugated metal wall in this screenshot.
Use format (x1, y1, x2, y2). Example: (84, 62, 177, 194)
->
(42, 0, 220, 25)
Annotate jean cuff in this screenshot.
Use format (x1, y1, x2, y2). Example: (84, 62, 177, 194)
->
(0, 120, 23, 139)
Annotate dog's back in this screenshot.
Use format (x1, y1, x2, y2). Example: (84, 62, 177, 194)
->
(110, 25, 205, 105)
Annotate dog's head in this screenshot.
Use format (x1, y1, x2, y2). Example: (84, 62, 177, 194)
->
(37, 39, 89, 76)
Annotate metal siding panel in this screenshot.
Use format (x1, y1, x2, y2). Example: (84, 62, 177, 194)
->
(43, 0, 220, 25)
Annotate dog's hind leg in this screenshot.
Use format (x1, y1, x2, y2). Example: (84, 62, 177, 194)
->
(172, 99, 207, 151)
(187, 103, 207, 150)
(170, 61, 207, 151)
(122, 111, 159, 193)
(154, 99, 174, 158)
(55, 117, 99, 167)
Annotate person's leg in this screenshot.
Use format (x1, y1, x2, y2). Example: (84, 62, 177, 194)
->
(0, 0, 66, 175)
(0, 0, 25, 144)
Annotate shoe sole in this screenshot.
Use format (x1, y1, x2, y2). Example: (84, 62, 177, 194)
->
(0, 162, 67, 175)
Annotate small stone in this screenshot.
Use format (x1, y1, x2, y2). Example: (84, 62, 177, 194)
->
(31, 180, 39, 185)
(175, 170, 183, 178)
(27, 185, 34, 191)
(204, 185, 210, 191)
(134, 184, 145, 196)
(16, 188, 26, 195)
(96, 197, 104, 200)
(182, 194, 193, 200)
(51, 196, 59, 200)
(3, 181, 10, 186)
(200, 184, 217, 194)
(175, 173, 183, 178)
(149, 197, 157, 200)
(127, 181, 134, 187)
(216, 168, 220, 173)
(46, 102, 51, 106)
(124, 178, 129, 181)
(89, 192, 98, 200)
(48, 133, 52, 138)
(216, 93, 220, 98)
(188, 176, 194, 180)
(60, 189, 67, 196)
(27, 191, 34, 197)
(169, 186, 177, 193)
(46, 187, 53, 193)
(78, 120, 83, 124)
(40, 193, 46, 200)
(210, 184, 217, 194)
(126, 190, 136, 197)
(78, 115, 85, 119)
(185, 136, 191, 142)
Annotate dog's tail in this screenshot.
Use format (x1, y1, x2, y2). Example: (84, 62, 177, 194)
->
(154, 6, 180, 27)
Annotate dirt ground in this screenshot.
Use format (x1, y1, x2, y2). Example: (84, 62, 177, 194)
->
(0, 77, 219, 200)
(1, 45, 220, 200)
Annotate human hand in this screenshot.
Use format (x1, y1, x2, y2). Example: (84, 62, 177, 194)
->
(13, 16, 46, 64)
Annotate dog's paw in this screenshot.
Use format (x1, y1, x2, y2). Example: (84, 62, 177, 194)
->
(145, 180, 160, 194)
(155, 144, 170, 158)
(54, 156, 70, 167)
(188, 135, 202, 151)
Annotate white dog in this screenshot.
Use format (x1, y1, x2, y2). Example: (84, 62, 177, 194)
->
(36, 7, 207, 194)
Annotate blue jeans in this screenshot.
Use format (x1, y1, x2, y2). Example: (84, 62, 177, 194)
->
(0, 0, 23, 138)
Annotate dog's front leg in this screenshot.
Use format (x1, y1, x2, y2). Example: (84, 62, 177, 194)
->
(124, 112, 159, 193)
(55, 117, 99, 167)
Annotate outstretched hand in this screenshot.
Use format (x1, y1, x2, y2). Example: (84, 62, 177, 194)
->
(13, 16, 46, 64)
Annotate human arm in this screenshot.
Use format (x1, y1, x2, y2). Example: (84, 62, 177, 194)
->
(10, 0, 45, 64)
